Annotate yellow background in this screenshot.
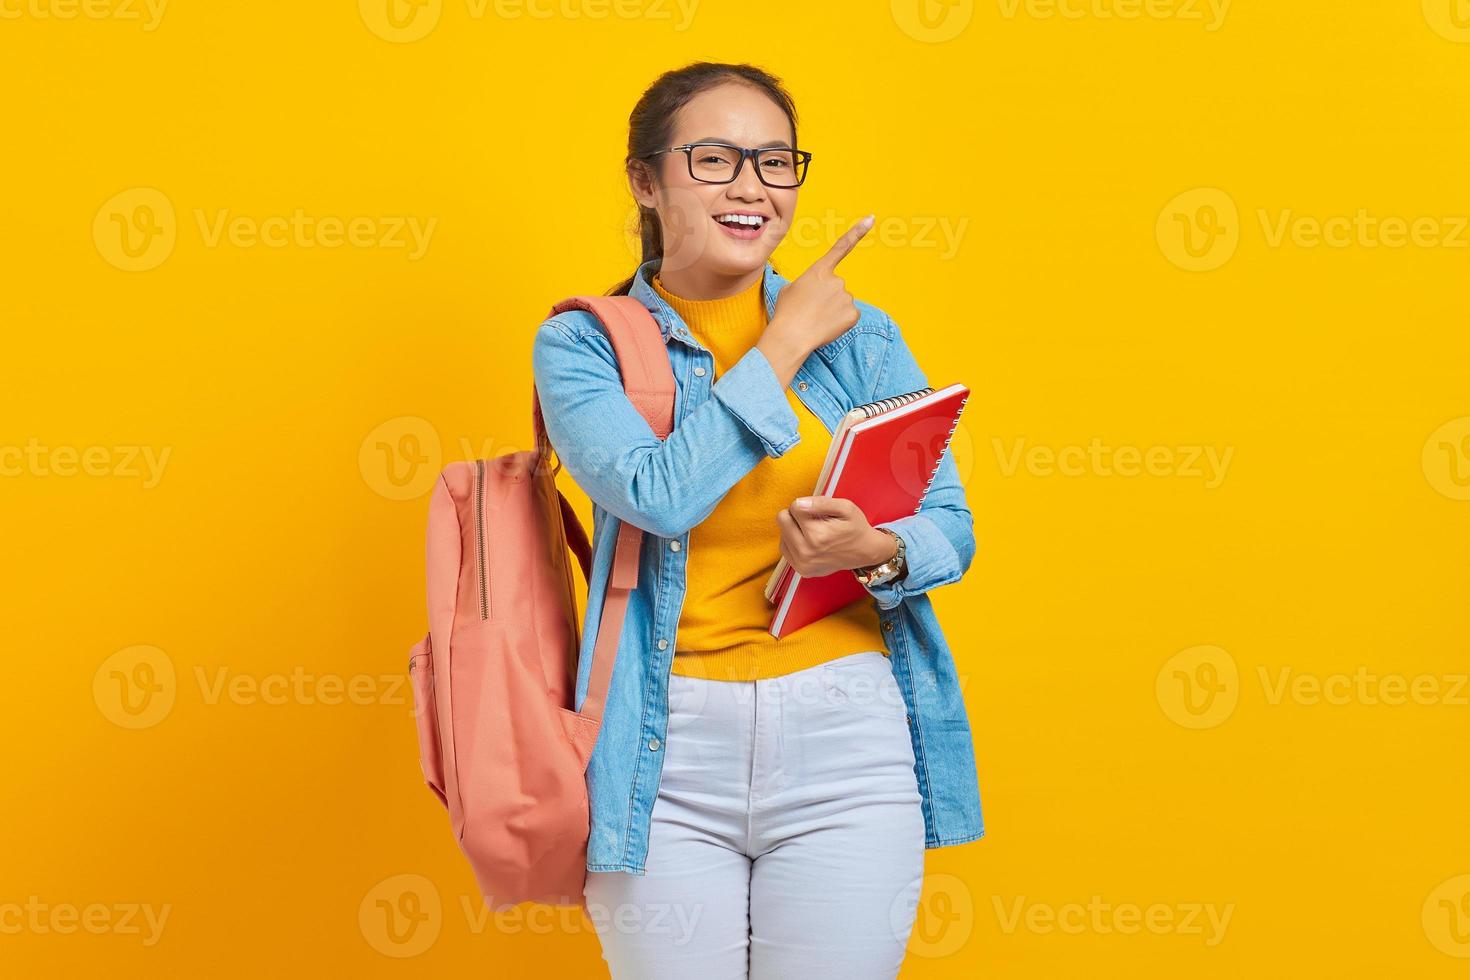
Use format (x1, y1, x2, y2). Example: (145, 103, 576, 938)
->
(4, 0, 1469, 976)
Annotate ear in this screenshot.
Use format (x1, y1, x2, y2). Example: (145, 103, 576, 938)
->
(627, 160, 658, 211)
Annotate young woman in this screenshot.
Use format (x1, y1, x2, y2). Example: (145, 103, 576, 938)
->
(531, 62, 984, 979)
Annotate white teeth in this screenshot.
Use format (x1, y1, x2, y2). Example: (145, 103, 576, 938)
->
(717, 214, 763, 227)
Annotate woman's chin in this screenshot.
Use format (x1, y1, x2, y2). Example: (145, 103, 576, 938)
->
(708, 240, 774, 276)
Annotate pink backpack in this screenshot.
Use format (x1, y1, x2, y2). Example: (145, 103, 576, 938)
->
(407, 296, 675, 910)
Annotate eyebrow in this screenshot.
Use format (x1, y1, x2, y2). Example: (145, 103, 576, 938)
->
(690, 136, 793, 149)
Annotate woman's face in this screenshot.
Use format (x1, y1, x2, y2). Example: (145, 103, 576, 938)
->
(631, 82, 798, 282)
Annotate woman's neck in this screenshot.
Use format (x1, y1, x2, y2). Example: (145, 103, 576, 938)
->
(653, 265, 763, 302)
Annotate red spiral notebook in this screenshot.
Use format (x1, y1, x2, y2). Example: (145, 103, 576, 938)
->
(764, 383, 970, 638)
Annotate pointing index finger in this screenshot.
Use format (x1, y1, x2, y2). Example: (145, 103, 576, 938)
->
(813, 213, 875, 273)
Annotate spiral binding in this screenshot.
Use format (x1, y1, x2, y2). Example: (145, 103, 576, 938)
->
(855, 386, 934, 419)
(853, 385, 967, 515)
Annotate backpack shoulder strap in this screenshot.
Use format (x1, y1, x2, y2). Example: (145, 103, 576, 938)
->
(534, 295, 674, 452)
(533, 294, 675, 733)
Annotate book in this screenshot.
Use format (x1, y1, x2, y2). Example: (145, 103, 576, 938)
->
(764, 382, 970, 638)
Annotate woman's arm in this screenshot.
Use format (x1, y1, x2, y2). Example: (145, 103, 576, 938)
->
(531, 314, 801, 540)
(859, 314, 977, 611)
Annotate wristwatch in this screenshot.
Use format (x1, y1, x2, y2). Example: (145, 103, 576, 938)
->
(853, 528, 907, 588)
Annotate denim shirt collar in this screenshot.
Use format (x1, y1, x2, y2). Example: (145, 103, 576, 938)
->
(628, 257, 790, 352)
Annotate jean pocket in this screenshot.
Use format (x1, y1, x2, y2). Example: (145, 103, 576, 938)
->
(821, 654, 908, 723)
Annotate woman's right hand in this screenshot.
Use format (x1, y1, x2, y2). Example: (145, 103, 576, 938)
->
(757, 214, 875, 386)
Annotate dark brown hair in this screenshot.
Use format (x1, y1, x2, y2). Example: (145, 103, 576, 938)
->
(608, 62, 798, 296)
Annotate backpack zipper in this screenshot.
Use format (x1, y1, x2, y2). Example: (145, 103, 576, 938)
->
(474, 459, 489, 620)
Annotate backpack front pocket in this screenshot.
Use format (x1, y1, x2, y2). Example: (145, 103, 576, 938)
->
(408, 634, 447, 807)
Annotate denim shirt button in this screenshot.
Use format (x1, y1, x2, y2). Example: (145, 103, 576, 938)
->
(647, 738, 661, 751)
(669, 541, 681, 552)
(883, 620, 895, 632)
(657, 639, 668, 650)
(797, 380, 809, 391)
(693, 366, 707, 377)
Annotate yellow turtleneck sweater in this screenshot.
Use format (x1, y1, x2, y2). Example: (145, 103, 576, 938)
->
(652, 271, 888, 681)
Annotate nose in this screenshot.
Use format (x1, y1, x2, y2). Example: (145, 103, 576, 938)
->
(728, 154, 768, 202)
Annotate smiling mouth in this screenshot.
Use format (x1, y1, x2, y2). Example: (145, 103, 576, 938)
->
(712, 213, 768, 238)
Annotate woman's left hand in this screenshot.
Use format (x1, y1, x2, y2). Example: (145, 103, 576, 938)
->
(776, 496, 897, 577)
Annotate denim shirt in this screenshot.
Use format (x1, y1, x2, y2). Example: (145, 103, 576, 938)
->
(531, 257, 985, 874)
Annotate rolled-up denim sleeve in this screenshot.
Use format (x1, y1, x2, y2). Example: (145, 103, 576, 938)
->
(860, 315, 977, 611)
(531, 315, 800, 540)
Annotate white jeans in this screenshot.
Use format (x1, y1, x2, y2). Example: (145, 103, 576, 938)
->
(583, 650, 927, 979)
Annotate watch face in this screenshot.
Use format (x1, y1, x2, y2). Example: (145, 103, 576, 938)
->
(863, 562, 897, 587)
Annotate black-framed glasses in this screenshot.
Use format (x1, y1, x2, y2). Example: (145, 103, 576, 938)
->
(644, 142, 812, 188)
